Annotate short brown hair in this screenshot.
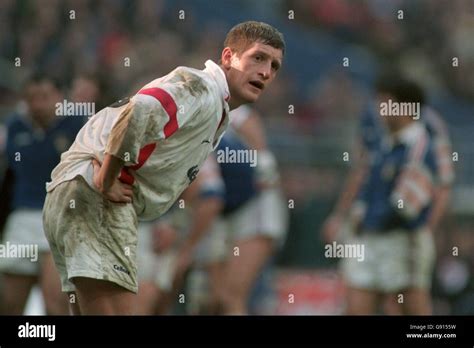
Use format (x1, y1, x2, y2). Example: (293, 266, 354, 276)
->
(224, 21, 285, 56)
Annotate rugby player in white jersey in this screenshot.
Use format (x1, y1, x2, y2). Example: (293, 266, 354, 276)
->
(42, 21, 285, 315)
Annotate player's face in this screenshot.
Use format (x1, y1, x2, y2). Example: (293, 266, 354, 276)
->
(71, 77, 100, 103)
(225, 42, 283, 106)
(25, 81, 61, 121)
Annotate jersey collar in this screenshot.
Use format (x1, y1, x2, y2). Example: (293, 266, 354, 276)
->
(204, 60, 230, 103)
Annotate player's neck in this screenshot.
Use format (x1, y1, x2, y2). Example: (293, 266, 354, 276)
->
(228, 98, 244, 111)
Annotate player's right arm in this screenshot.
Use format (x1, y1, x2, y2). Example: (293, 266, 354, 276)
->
(94, 85, 201, 202)
(92, 155, 133, 203)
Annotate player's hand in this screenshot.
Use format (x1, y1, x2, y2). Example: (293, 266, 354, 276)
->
(92, 159, 133, 203)
(321, 214, 343, 243)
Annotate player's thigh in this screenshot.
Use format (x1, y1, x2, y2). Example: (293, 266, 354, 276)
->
(403, 288, 432, 315)
(1, 273, 37, 314)
(224, 236, 274, 294)
(346, 287, 378, 315)
(382, 293, 404, 315)
(72, 277, 136, 315)
(136, 280, 160, 315)
(40, 252, 68, 314)
(208, 261, 226, 295)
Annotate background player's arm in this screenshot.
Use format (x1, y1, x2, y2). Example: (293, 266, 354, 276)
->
(427, 137, 455, 231)
(321, 143, 368, 242)
(181, 184, 223, 253)
(428, 185, 451, 231)
(233, 109, 279, 188)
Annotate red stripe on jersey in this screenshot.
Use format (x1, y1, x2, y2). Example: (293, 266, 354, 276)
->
(119, 143, 157, 185)
(138, 87, 178, 138)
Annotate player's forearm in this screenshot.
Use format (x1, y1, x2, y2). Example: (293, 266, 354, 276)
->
(184, 198, 223, 249)
(333, 164, 366, 215)
(427, 186, 451, 230)
(96, 153, 124, 192)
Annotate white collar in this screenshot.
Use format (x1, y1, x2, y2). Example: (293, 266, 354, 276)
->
(204, 60, 230, 103)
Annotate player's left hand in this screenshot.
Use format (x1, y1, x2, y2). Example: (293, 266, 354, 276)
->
(92, 158, 134, 203)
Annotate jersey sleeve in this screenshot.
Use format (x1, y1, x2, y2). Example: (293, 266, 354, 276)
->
(105, 86, 201, 166)
(433, 135, 455, 186)
(390, 161, 435, 220)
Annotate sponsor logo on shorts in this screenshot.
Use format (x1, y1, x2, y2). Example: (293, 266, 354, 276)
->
(187, 165, 199, 183)
(18, 322, 55, 341)
(324, 241, 365, 262)
(0, 242, 38, 262)
(113, 264, 130, 275)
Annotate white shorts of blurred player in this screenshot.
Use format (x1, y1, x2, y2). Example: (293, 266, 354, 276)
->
(137, 222, 177, 293)
(341, 226, 435, 293)
(188, 188, 288, 312)
(136, 189, 289, 313)
(0, 210, 50, 275)
(194, 187, 289, 265)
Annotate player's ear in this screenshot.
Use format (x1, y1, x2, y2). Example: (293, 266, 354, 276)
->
(221, 47, 233, 70)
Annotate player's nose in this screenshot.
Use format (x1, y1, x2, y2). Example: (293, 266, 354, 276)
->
(258, 63, 272, 80)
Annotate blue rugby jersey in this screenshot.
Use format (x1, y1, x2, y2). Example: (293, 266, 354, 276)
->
(359, 103, 384, 164)
(5, 113, 83, 209)
(199, 131, 257, 215)
(357, 122, 437, 232)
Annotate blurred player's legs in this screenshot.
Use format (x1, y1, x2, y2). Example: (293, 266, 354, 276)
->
(220, 188, 287, 315)
(346, 287, 378, 315)
(40, 252, 68, 314)
(136, 222, 158, 315)
(191, 220, 228, 314)
(342, 228, 435, 315)
(0, 210, 67, 314)
(1, 273, 36, 314)
(136, 221, 179, 315)
(220, 236, 274, 314)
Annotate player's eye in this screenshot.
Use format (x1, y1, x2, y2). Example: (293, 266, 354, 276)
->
(255, 55, 263, 62)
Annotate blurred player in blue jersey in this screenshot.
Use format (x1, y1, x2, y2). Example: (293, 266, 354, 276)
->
(0, 74, 83, 314)
(322, 75, 454, 314)
(213, 106, 287, 315)
(135, 106, 287, 315)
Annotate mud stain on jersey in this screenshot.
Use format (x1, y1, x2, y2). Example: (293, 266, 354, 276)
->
(175, 70, 209, 98)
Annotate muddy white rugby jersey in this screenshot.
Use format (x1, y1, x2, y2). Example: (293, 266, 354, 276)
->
(46, 60, 230, 220)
